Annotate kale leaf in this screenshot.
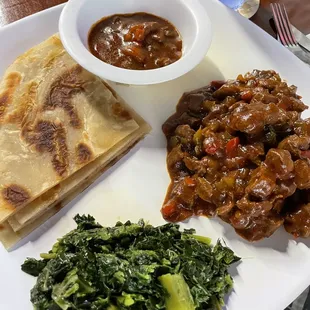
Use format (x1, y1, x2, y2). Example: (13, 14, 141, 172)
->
(22, 258, 47, 277)
(23, 215, 240, 310)
(74, 214, 103, 230)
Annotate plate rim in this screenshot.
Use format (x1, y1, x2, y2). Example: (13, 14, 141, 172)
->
(0, 2, 309, 310)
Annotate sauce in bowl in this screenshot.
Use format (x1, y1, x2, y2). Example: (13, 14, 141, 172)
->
(88, 12, 182, 70)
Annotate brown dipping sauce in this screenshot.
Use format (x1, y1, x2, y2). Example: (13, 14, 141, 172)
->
(88, 12, 182, 70)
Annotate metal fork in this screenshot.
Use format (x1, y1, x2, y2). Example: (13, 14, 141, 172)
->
(271, 3, 310, 65)
(271, 3, 297, 47)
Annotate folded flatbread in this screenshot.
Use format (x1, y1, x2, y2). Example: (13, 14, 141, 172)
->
(0, 117, 146, 250)
(0, 162, 103, 250)
(0, 34, 150, 225)
(8, 90, 149, 232)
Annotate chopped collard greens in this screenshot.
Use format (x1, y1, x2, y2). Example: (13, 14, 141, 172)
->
(22, 214, 240, 310)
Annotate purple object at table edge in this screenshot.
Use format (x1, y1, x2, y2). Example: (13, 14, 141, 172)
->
(219, 0, 246, 10)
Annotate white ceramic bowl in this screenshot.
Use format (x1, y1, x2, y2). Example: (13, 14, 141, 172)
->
(59, 0, 212, 85)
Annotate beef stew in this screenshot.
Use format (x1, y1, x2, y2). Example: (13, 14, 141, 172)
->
(162, 70, 310, 241)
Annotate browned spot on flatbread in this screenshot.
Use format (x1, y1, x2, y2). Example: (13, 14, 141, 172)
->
(44, 65, 84, 128)
(0, 224, 4, 230)
(22, 120, 69, 177)
(2, 184, 30, 208)
(76, 142, 93, 164)
(111, 102, 132, 121)
(0, 72, 22, 120)
(7, 81, 38, 124)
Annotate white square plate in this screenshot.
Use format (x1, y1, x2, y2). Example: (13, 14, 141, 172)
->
(1, 1, 310, 310)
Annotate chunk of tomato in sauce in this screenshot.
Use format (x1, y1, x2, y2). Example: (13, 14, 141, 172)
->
(161, 200, 193, 222)
(226, 137, 240, 158)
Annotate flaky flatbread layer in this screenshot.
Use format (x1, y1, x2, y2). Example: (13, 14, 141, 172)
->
(0, 34, 142, 223)
(0, 119, 149, 250)
(8, 84, 150, 231)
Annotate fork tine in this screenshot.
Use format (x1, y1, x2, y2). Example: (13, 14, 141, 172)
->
(270, 4, 282, 44)
(280, 3, 298, 46)
(271, 3, 289, 46)
(277, 4, 294, 46)
(275, 4, 291, 46)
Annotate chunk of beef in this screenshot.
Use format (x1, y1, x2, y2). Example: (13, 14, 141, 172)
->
(245, 167, 276, 200)
(233, 169, 252, 199)
(167, 146, 186, 178)
(245, 69, 280, 80)
(170, 177, 196, 208)
(175, 125, 195, 142)
(294, 159, 310, 189)
(276, 93, 308, 112)
(235, 213, 284, 241)
(286, 111, 300, 123)
(272, 82, 299, 97)
(228, 102, 288, 135)
(224, 157, 247, 170)
(257, 78, 280, 91)
(228, 210, 250, 230)
(181, 86, 216, 114)
(236, 197, 273, 216)
(196, 177, 213, 202)
(194, 198, 217, 217)
(251, 93, 278, 104)
(216, 192, 234, 216)
(213, 84, 241, 100)
(294, 119, 310, 136)
(278, 135, 310, 158)
(265, 149, 294, 180)
(183, 156, 219, 175)
(162, 112, 201, 137)
(274, 180, 297, 199)
(238, 143, 265, 163)
(284, 203, 310, 238)
(202, 103, 228, 122)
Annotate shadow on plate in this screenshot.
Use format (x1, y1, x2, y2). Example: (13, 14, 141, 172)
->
(220, 217, 310, 253)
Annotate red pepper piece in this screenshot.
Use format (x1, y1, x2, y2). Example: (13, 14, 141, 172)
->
(226, 137, 240, 158)
(184, 176, 196, 187)
(241, 90, 253, 102)
(161, 200, 178, 219)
